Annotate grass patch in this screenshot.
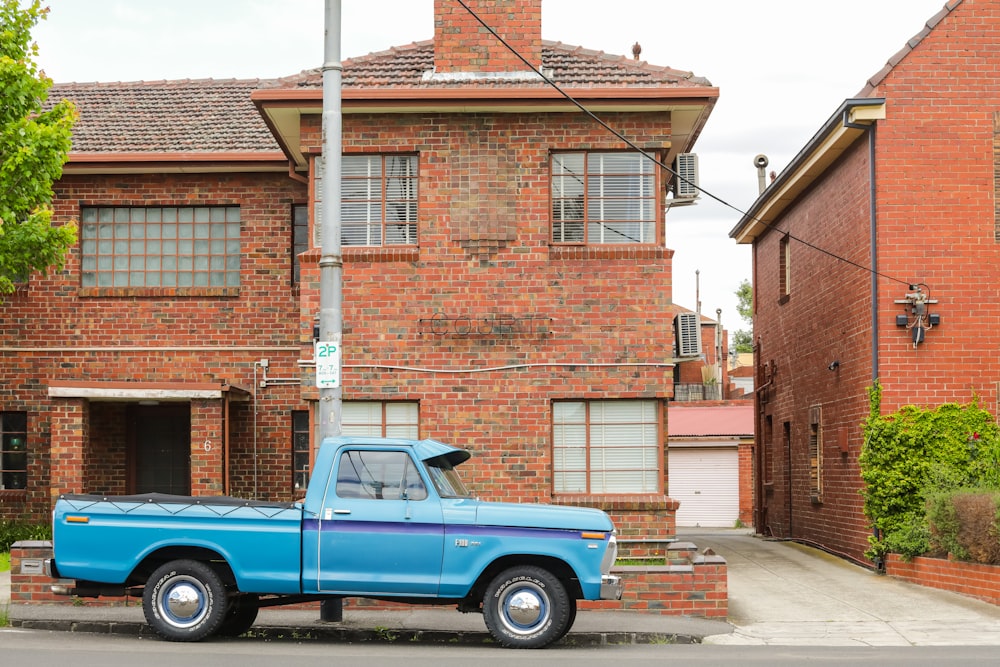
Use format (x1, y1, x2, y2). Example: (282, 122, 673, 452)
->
(615, 557, 667, 566)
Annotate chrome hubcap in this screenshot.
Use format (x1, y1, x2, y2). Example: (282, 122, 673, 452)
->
(166, 583, 202, 620)
(506, 589, 543, 626)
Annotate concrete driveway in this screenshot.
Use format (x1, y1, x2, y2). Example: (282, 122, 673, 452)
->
(682, 528, 1000, 646)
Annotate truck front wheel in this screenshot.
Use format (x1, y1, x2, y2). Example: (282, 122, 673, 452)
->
(143, 559, 228, 641)
(482, 565, 572, 648)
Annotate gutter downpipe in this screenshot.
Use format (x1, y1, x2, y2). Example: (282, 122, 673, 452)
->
(842, 110, 879, 384)
(845, 108, 882, 572)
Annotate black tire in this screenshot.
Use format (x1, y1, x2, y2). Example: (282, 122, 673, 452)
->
(217, 593, 260, 637)
(554, 598, 577, 642)
(143, 559, 228, 641)
(482, 565, 572, 649)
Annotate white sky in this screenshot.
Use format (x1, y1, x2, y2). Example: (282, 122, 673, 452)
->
(31, 0, 947, 333)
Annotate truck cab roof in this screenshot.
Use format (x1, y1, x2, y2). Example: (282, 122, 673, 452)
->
(320, 436, 471, 467)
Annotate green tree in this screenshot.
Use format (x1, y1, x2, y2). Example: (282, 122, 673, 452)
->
(0, 0, 76, 297)
(732, 279, 753, 353)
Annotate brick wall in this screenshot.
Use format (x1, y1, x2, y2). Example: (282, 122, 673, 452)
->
(751, 0, 1000, 563)
(3, 100, 681, 539)
(753, 139, 881, 562)
(11, 541, 727, 618)
(433, 0, 542, 73)
(887, 554, 1000, 607)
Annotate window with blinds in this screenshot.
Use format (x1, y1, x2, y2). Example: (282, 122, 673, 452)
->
(341, 401, 419, 439)
(809, 405, 822, 501)
(552, 399, 661, 494)
(551, 151, 657, 245)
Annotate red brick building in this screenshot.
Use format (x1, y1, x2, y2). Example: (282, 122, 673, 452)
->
(730, 0, 1000, 563)
(1, 0, 718, 544)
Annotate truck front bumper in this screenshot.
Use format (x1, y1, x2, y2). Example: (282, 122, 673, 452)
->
(600, 574, 623, 600)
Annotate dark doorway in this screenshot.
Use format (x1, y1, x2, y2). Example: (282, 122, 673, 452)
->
(129, 403, 191, 494)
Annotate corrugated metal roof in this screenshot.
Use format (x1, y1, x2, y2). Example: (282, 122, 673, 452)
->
(668, 404, 753, 437)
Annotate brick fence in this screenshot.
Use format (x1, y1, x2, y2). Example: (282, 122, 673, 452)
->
(11, 540, 727, 618)
(886, 553, 1000, 606)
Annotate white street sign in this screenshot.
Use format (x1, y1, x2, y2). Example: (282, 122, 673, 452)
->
(315, 341, 341, 388)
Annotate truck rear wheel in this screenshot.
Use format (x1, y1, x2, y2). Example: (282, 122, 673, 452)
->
(482, 565, 572, 648)
(217, 593, 260, 637)
(143, 559, 227, 641)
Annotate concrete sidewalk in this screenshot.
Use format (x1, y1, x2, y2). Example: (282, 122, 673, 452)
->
(0, 565, 729, 645)
(684, 528, 1000, 646)
(7, 530, 1000, 646)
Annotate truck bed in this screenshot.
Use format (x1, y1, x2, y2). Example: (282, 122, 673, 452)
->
(53, 493, 305, 593)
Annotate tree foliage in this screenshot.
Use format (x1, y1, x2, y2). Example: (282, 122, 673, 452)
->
(732, 279, 753, 353)
(859, 381, 1000, 561)
(0, 0, 76, 297)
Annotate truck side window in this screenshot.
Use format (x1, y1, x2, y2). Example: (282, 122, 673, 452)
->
(336, 450, 427, 501)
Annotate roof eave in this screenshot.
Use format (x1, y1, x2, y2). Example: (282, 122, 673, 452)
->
(729, 98, 886, 244)
(62, 151, 290, 175)
(253, 85, 719, 169)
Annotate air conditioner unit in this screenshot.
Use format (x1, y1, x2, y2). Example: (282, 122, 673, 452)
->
(675, 153, 699, 199)
(675, 312, 702, 358)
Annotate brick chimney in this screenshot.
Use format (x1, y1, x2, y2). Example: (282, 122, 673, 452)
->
(433, 0, 543, 73)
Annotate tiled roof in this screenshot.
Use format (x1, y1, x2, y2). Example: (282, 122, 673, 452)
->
(49, 40, 711, 156)
(668, 404, 753, 438)
(47, 79, 281, 154)
(265, 40, 712, 90)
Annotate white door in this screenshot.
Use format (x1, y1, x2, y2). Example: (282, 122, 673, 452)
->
(669, 446, 738, 527)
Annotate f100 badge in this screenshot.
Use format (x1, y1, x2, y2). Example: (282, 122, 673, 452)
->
(454, 538, 481, 548)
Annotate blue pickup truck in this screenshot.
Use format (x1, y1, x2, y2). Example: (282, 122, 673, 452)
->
(46, 436, 622, 648)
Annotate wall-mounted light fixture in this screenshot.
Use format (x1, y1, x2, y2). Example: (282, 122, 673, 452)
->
(894, 284, 939, 348)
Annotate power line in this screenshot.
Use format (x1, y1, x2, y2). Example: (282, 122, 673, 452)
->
(454, 0, 915, 290)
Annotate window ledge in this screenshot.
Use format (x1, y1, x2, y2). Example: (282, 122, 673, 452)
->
(343, 246, 419, 263)
(0, 489, 27, 501)
(551, 494, 679, 512)
(78, 287, 240, 298)
(549, 245, 670, 261)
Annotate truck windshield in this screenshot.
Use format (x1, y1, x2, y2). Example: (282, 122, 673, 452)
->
(425, 455, 472, 498)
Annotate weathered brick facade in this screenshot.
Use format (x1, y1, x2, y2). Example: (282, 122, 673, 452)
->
(1, 0, 720, 547)
(733, 0, 1000, 563)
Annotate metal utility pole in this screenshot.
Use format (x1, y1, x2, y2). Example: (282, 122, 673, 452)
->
(317, 0, 343, 624)
(317, 0, 343, 446)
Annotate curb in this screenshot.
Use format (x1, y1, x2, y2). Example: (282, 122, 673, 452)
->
(9, 618, 705, 646)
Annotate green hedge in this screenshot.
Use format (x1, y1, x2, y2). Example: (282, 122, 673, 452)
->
(860, 382, 1000, 561)
(0, 519, 51, 553)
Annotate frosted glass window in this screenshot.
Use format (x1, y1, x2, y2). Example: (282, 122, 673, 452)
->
(80, 206, 240, 288)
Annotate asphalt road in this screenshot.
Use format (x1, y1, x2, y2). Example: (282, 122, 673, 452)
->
(4, 628, 1000, 667)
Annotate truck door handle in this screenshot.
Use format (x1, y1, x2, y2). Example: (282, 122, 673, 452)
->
(333, 509, 351, 515)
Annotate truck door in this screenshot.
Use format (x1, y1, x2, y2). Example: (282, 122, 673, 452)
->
(316, 449, 444, 596)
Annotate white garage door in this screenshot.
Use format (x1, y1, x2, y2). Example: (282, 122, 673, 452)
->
(669, 446, 739, 528)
